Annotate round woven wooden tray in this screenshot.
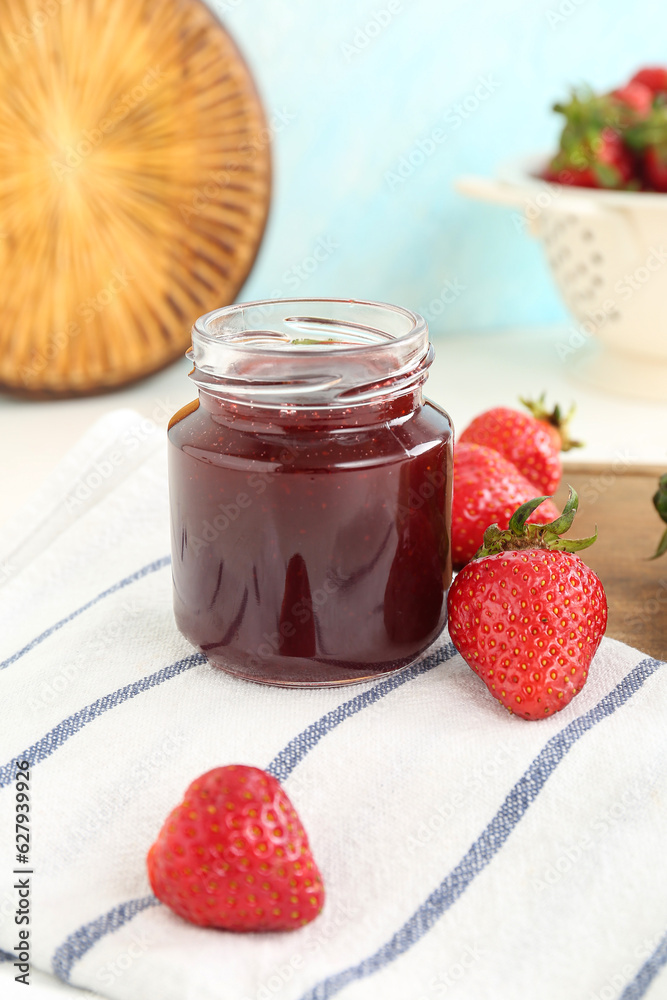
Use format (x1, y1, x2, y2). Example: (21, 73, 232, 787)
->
(0, 0, 271, 396)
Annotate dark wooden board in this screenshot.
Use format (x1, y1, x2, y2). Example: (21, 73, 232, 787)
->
(555, 465, 666, 660)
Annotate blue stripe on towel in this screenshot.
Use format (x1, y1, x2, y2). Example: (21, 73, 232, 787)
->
(619, 928, 667, 1000)
(295, 656, 664, 1000)
(0, 652, 204, 789)
(267, 643, 457, 782)
(0, 556, 171, 671)
(51, 642, 455, 981)
(51, 896, 161, 982)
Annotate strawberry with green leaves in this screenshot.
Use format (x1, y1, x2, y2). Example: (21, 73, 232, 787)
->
(448, 488, 607, 721)
(545, 90, 637, 189)
(459, 395, 581, 495)
(545, 70, 667, 190)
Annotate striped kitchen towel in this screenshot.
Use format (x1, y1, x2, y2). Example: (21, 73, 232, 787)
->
(1, 409, 666, 1000)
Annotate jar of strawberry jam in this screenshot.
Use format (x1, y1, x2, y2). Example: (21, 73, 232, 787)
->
(168, 299, 453, 686)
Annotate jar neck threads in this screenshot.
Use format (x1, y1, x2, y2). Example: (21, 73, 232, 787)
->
(188, 298, 432, 413)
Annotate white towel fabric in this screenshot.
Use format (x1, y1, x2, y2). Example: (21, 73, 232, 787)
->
(1, 409, 666, 1000)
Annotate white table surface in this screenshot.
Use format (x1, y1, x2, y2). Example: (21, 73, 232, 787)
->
(1, 325, 665, 999)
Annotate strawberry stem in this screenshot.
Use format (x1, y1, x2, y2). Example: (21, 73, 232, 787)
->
(519, 393, 583, 452)
(474, 487, 597, 558)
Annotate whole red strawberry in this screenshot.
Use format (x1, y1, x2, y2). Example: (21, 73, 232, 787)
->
(452, 443, 559, 569)
(448, 489, 607, 721)
(459, 395, 581, 495)
(147, 765, 325, 930)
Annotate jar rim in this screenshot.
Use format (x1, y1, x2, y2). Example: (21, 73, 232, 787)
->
(192, 297, 427, 353)
(189, 297, 431, 407)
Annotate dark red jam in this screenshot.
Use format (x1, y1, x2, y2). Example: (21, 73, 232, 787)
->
(168, 391, 453, 685)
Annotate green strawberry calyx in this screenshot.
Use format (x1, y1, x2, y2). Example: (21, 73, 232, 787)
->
(474, 487, 597, 558)
(550, 91, 623, 186)
(650, 473, 667, 559)
(625, 105, 667, 151)
(519, 393, 583, 452)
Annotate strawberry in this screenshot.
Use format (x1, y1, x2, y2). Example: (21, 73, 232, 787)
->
(629, 67, 667, 96)
(545, 90, 636, 188)
(452, 443, 560, 569)
(147, 765, 325, 931)
(459, 395, 581, 495)
(651, 473, 667, 559)
(447, 489, 607, 721)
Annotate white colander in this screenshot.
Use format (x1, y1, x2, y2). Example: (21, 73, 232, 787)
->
(457, 155, 667, 401)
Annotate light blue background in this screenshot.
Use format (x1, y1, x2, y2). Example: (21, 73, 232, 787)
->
(215, 0, 666, 335)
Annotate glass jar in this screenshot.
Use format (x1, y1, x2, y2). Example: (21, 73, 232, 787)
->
(168, 298, 453, 687)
